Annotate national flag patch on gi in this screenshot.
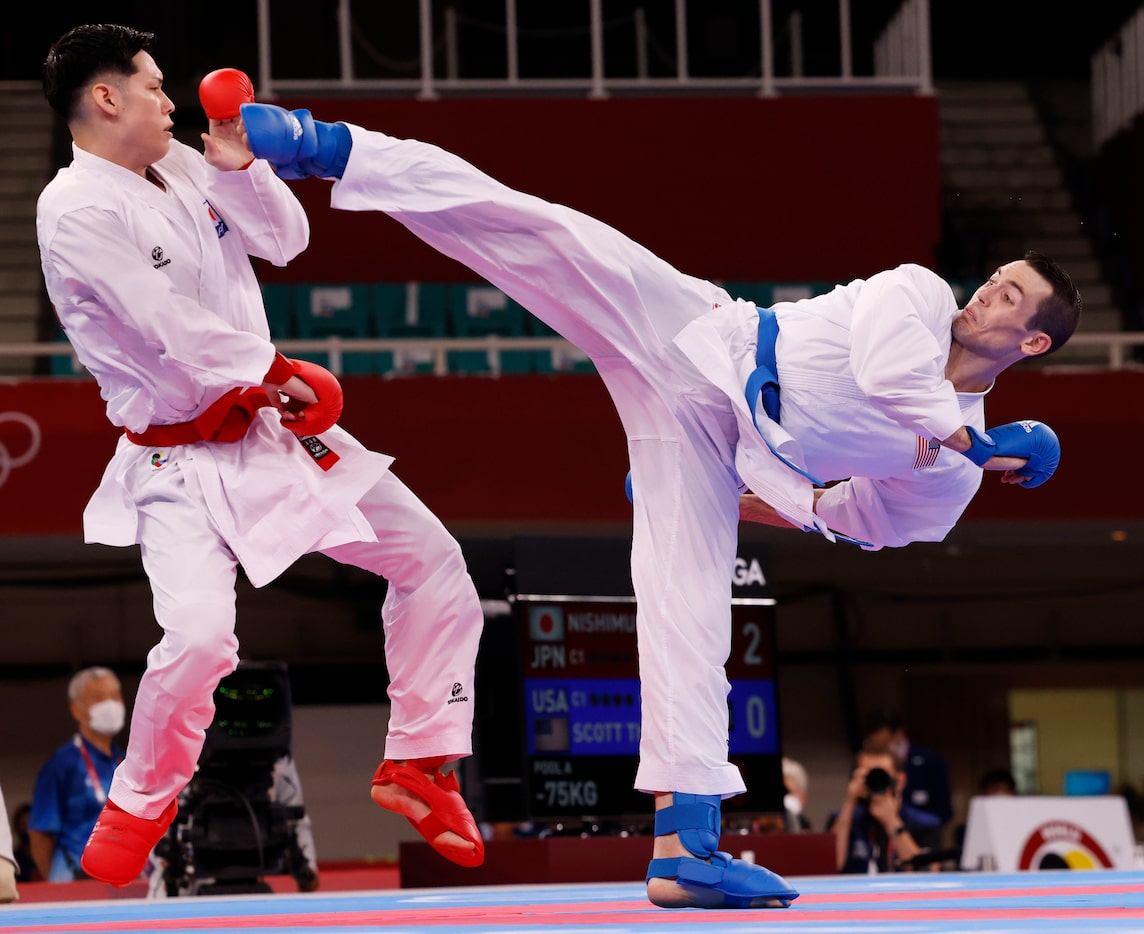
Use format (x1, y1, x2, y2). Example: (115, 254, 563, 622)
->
(204, 199, 229, 238)
(913, 436, 941, 470)
(296, 435, 340, 471)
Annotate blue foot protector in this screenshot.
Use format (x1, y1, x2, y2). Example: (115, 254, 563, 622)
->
(653, 793, 722, 856)
(646, 792, 799, 909)
(646, 850, 800, 909)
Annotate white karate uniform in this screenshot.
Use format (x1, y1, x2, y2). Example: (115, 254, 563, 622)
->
(38, 141, 482, 818)
(326, 127, 985, 797)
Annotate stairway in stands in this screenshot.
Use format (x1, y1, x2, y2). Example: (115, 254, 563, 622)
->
(0, 83, 53, 376)
(937, 81, 1117, 364)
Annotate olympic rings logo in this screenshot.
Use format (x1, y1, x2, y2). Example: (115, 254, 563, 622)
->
(0, 412, 42, 489)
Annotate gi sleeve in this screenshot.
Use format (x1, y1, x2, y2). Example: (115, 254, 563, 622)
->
(203, 158, 310, 266)
(815, 455, 983, 549)
(849, 265, 966, 443)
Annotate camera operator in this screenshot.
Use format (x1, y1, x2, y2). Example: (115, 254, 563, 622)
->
(827, 740, 942, 873)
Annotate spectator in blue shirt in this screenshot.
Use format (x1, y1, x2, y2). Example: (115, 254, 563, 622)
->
(28, 668, 126, 881)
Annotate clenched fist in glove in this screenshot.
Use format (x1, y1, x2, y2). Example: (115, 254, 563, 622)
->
(198, 68, 258, 170)
(199, 67, 256, 119)
(265, 358, 344, 436)
(960, 420, 1061, 488)
(241, 103, 353, 179)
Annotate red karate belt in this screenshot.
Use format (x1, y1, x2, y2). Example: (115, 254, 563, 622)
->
(124, 387, 272, 446)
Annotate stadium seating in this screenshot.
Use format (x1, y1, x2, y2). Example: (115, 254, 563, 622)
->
(529, 316, 593, 374)
(292, 284, 378, 374)
(446, 284, 531, 375)
(373, 282, 450, 374)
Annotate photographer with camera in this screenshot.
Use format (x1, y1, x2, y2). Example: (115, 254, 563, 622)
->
(827, 740, 943, 873)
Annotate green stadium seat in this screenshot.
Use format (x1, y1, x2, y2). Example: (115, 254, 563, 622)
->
(293, 284, 379, 374)
(949, 280, 975, 307)
(373, 282, 450, 375)
(49, 324, 85, 377)
(528, 316, 594, 374)
(447, 284, 531, 375)
(260, 283, 295, 340)
(810, 279, 839, 298)
(768, 282, 819, 304)
(719, 281, 771, 306)
(720, 279, 846, 310)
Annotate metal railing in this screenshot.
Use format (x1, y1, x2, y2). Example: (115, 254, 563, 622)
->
(3, 332, 1141, 379)
(255, 0, 933, 100)
(1093, 3, 1144, 147)
(0, 336, 574, 379)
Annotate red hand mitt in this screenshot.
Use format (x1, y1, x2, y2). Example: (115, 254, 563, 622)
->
(281, 359, 344, 436)
(199, 68, 256, 120)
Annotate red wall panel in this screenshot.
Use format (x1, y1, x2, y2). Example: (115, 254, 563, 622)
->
(1, 369, 1138, 537)
(255, 95, 941, 286)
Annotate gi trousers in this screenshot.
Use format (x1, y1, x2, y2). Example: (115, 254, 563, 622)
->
(110, 465, 481, 817)
(333, 129, 749, 796)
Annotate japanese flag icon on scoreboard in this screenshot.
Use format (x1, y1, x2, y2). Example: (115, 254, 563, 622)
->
(529, 605, 564, 642)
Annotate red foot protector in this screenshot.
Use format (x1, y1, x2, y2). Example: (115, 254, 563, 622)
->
(280, 358, 343, 436)
(372, 760, 485, 868)
(80, 798, 178, 887)
(199, 67, 255, 120)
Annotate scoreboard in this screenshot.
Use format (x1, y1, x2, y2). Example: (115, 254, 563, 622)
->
(515, 593, 783, 819)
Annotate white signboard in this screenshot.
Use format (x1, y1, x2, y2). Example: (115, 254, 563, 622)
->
(960, 795, 1137, 871)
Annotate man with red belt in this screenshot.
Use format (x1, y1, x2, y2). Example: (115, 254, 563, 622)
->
(37, 24, 485, 885)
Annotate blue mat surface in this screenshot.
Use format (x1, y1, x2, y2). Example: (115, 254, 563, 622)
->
(4, 870, 1144, 933)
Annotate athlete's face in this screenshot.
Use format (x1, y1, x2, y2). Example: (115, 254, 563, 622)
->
(952, 260, 1052, 362)
(114, 51, 175, 168)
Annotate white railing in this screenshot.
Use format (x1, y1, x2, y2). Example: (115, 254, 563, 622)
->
(255, 0, 933, 100)
(1093, 3, 1144, 148)
(0, 336, 576, 379)
(873, 0, 932, 95)
(3, 332, 1141, 378)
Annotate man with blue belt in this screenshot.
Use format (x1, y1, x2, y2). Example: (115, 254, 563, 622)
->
(239, 103, 1080, 910)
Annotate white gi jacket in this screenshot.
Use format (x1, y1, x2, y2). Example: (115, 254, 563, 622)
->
(771, 264, 985, 548)
(38, 142, 392, 586)
(669, 270, 984, 551)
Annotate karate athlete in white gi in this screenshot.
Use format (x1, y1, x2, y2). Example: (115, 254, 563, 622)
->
(37, 25, 485, 886)
(241, 103, 1079, 910)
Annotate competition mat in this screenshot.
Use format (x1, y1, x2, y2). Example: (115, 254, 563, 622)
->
(4, 870, 1144, 933)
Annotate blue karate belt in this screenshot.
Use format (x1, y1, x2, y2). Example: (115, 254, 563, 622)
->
(744, 305, 821, 486)
(744, 306, 871, 548)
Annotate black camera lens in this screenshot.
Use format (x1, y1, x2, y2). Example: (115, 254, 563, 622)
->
(864, 766, 893, 795)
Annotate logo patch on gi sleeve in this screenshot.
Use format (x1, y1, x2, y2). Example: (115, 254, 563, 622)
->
(296, 434, 340, 471)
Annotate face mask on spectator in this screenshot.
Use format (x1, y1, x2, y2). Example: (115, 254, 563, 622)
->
(88, 699, 126, 736)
